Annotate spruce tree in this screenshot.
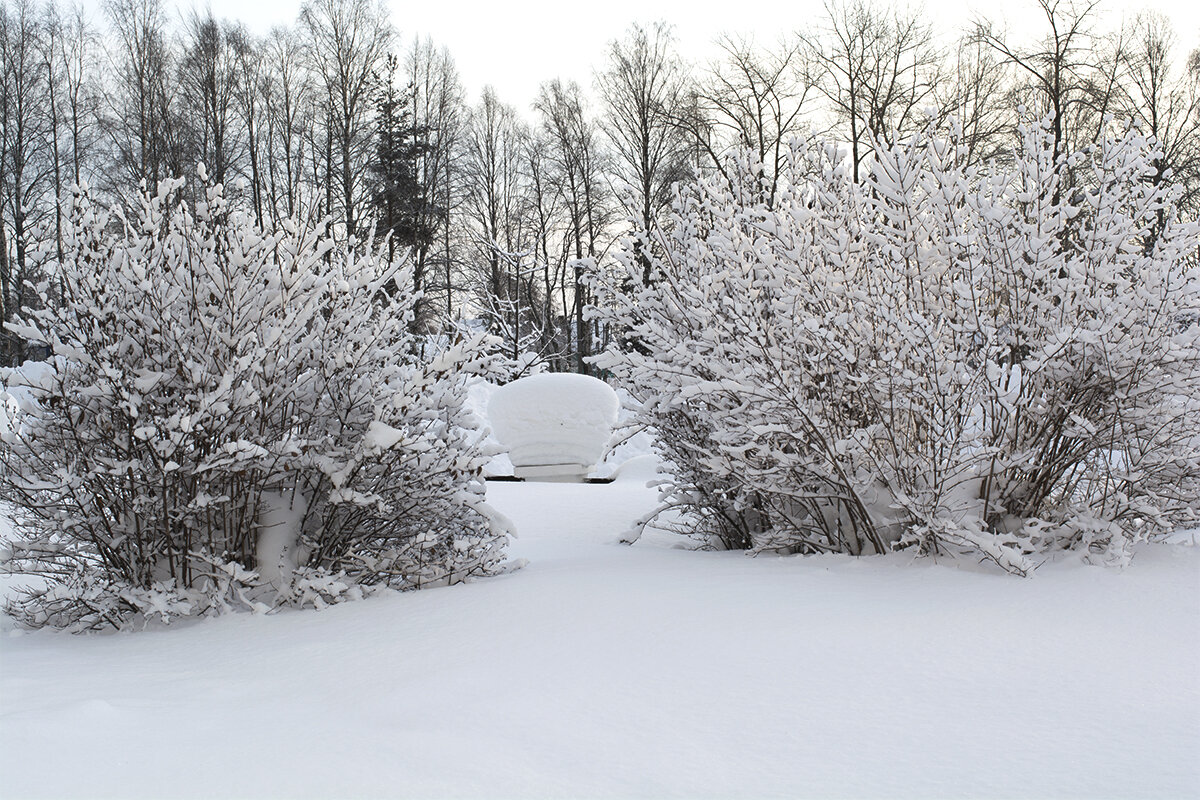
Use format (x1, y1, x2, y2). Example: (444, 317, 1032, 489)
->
(370, 53, 438, 327)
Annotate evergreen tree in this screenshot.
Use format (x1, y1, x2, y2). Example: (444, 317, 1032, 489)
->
(370, 53, 438, 326)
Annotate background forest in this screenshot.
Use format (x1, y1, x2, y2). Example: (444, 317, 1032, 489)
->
(1, 0, 1198, 372)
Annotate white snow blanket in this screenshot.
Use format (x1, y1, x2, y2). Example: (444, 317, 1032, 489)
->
(487, 373, 619, 480)
(2, 473, 1197, 799)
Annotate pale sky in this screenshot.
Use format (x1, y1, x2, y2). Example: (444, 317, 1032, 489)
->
(157, 0, 1200, 113)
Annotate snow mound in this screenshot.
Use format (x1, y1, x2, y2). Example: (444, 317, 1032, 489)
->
(488, 374, 619, 481)
(607, 453, 661, 484)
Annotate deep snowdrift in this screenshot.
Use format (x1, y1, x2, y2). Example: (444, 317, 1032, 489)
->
(1, 459, 1198, 799)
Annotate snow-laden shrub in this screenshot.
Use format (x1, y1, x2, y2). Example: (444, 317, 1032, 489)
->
(0, 176, 510, 630)
(593, 120, 1200, 573)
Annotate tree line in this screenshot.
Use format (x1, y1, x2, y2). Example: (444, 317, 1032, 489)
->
(2, 0, 1198, 369)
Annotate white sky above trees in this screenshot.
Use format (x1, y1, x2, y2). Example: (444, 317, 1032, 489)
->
(159, 0, 1200, 113)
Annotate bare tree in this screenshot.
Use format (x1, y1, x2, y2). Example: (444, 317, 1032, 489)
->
(405, 36, 464, 324)
(596, 21, 690, 283)
(40, 0, 101, 279)
(685, 34, 814, 204)
(227, 24, 265, 225)
(523, 130, 570, 369)
(460, 86, 529, 312)
(178, 12, 244, 187)
(45, 1, 98, 188)
(260, 25, 315, 225)
(536, 79, 611, 373)
(300, 0, 391, 240)
(104, 0, 184, 193)
(972, 0, 1104, 163)
(935, 37, 1014, 167)
(36, 1, 64, 269)
(1117, 13, 1200, 217)
(802, 0, 940, 182)
(1, 0, 53, 363)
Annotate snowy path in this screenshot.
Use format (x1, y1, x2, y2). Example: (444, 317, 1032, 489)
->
(2, 465, 1198, 799)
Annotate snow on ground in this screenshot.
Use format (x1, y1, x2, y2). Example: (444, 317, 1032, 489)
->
(1, 458, 1198, 799)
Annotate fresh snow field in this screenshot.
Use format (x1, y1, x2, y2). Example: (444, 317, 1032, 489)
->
(1, 455, 1198, 799)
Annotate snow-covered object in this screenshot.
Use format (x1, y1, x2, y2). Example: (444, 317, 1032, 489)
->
(488, 374, 619, 481)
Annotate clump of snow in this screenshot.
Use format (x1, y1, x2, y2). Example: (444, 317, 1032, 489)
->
(0, 360, 54, 406)
(0, 361, 54, 439)
(605, 453, 661, 483)
(0, 390, 16, 440)
(488, 373, 619, 481)
(590, 388, 658, 479)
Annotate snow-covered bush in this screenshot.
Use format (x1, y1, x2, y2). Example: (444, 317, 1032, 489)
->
(592, 120, 1200, 573)
(0, 176, 509, 630)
